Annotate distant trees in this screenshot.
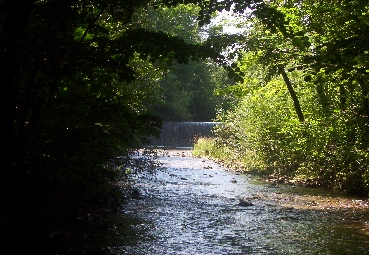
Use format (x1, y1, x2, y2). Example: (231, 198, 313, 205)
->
(141, 4, 233, 121)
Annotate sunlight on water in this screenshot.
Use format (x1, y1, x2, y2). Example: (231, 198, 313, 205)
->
(48, 150, 369, 254)
(109, 150, 369, 254)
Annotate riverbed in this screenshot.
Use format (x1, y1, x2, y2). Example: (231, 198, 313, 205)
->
(50, 149, 369, 254)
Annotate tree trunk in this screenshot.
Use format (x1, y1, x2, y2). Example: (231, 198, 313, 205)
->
(316, 83, 331, 113)
(279, 66, 305, 122)
(339, 84, 347, 111)
(357, 77, 369, 142)
(357, 78, 369, 118)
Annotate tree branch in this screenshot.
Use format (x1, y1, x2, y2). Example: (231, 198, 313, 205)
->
(279, 66, 305, 122)
(80, 6, 107, 43)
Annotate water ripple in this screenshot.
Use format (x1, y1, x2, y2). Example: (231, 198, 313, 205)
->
(112, 151, 369, 254)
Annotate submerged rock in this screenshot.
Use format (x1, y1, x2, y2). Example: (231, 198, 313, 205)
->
(131, 188, 141, 199)
(238, 198, 253, 207)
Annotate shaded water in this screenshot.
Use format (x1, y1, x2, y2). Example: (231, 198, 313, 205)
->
(48, 150, 369, 254)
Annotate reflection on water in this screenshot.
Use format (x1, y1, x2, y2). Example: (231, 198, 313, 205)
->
(112, 151, 369, 254)
(50, 150, 369, 254)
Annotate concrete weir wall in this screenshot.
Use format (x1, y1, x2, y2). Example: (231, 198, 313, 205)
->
(147, 122, 220, 148)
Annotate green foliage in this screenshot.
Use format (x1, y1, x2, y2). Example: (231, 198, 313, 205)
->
(212, 0, 369, 196)
(3, 0, 369, 246)
(214, 68, 369, 195)
(193, 137, 215, 157)
(2, 0, 273, 229)
(0, 0, 227, 223)
(153, 60, 232, 121)
(142, 4, 234, 121)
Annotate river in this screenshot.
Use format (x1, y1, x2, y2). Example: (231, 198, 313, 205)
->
(50, 149, 369, 254)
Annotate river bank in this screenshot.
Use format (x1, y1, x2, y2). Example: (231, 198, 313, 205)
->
(161, 149, 369, 225)
(188, 148, 369, 221)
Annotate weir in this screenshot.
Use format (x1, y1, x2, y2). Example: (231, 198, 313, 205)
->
(147, 121, 220, 148)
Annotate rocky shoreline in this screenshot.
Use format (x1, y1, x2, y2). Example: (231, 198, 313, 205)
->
(158, 149, 369, 231)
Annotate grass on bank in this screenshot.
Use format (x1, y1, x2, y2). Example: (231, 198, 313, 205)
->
(193, 138, 262, 173)
(193, 137, 323, 186)
(193, 138, 369, 195)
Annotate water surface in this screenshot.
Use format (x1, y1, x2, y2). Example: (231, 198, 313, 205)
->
(109, 150, 369, 254)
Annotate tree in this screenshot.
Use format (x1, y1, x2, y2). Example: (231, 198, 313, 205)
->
(141, 4, 234, 121)
(1, 2, 301, 253)
(0, 0, 233, 229)
(0, 0, 272, 232)
(210, 0, 369, 195)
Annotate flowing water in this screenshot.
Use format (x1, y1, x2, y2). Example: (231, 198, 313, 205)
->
(49, 150, 369, 254)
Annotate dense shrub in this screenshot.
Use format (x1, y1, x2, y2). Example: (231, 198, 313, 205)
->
(211, 73, 369, 196)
